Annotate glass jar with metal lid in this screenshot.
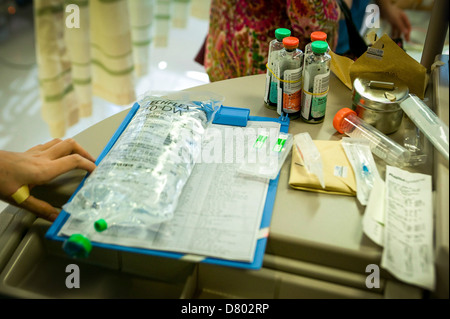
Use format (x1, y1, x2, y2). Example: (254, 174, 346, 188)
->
(352, 73, 409, 134)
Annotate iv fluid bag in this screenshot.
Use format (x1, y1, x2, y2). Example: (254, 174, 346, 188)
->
(63, 95, 221, 230)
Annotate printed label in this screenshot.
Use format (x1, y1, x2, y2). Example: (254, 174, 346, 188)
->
(272, 135, 288, 152)
(264, 70, 271, 103)
(253, 134, 268, 149)
(301, 71, 329, 120)
(311, 93, 328, 118)
(276, 65, 283, 115)
(282, 67, 302, 112)
(334, 165, 349, 178)
(313, 71, 329, 94)
(367, 47, 384, 59)
(300, 71, 311, 119)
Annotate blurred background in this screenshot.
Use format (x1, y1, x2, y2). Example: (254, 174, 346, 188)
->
(0, 0, 211, 153)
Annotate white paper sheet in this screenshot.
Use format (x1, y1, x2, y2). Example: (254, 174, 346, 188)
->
(381, 166, 435, 291)
(362, 176, 385, 246)
(60, 121, 281, 262)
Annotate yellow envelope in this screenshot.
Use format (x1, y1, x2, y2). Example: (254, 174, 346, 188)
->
(330, 50, 354, 90)
(330, 34, 428, 99)
(289, 140, 356, 196)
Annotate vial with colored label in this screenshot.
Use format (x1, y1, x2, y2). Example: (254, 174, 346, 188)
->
(300, 40, 331, 123)
(277, 36, 303, 120)
(264, 28, 291, 110)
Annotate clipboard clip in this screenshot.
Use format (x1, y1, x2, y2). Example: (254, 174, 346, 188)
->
(279, 113, 290, 132)
(212, 105, 250, 127)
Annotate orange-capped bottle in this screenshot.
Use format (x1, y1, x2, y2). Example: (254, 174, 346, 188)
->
(276, 36, 304, 120)
(304, 31, 329, 56)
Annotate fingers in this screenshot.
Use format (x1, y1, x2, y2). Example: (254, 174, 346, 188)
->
(46, 138, 96, 163)
(21, 195, 59, 222)
(42, 138, 64, 150)
(26, 139, 97, 167)
(391, 27, 401, 40)
(4, 138, 97, 223)
(391, 24, 409, 42)
(2, 193, 59, 222)
(390, 11, 411, 42)
(400, 14, 411, 41)
(26, 138, 63, 153)
(41, 154, 97, 182)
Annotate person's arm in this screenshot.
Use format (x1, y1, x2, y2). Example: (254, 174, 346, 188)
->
(0, 138, 96, 221)
(376, 0, 412, 41)
(339, 0, 353, 20)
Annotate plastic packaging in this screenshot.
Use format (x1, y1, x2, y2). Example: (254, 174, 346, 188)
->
(402, 116, 428, 166)
(238, 132, 293, 180)
(264, 28, 292, 109)
(300, 41, 331, 123)
(294, 132, 325, 188)
(277, 36, 304, 119)
(341, 138, 380, 206)
(400, 93, 449, 161)
(62, 94, 222, 258)
(333, 108, 411, 167)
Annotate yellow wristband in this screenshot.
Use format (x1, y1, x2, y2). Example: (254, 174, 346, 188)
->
(11, 185, 30, 204)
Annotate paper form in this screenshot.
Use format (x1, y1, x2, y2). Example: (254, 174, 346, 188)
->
(362, 176, 385, 246)
(60, 121, 281, 262)
(381, 166, 435, 291)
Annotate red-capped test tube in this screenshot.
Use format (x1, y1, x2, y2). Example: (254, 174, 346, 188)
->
(333, 108, 411, 167)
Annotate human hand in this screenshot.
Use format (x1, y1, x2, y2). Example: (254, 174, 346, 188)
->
(379, 1, 412, 42)
(0, 138, 96, 222)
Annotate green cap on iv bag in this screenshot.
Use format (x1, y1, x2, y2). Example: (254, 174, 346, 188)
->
(63, 234, 93, 258)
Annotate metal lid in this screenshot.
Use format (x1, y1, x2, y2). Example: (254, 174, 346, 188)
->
(352, 73, 409, 112)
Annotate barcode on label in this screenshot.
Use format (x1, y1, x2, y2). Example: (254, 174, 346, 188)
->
(334, 165, 348, 178)
(313, 71, 330, 93)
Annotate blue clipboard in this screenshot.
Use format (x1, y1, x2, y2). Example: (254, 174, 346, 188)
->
(46, 103, 290, 270)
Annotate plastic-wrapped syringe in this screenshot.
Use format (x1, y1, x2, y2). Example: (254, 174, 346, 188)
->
(400, 94, 449, 161)
(294, 132, 325, 188)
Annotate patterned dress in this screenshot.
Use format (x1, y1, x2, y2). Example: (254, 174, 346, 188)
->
(203, 0, 340, 82)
